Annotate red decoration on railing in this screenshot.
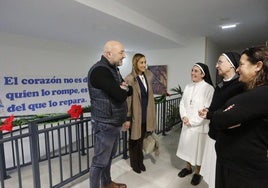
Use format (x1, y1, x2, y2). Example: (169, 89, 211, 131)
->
(67, 105, 83, 119)
(0, 115, 14, 132)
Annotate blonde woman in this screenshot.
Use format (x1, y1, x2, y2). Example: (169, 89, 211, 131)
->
(125, 53, 156, 174)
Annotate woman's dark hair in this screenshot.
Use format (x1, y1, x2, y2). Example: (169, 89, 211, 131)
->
(241, 47, 268, 89)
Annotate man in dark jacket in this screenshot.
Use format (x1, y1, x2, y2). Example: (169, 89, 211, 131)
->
(88, 41, 132, 188)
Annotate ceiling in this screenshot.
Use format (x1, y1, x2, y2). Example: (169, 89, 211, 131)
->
(0, 0, 267, 51)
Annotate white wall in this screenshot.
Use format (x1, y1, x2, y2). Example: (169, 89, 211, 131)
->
(0, 32, 136, 81)
(205, 38, 222, 86)
(141, 37, 206, 91)
(0, 32, 100, 77)
(0, 32, 208, 96)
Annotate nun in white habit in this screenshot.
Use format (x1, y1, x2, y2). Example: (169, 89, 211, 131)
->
(176, 62, 214, 186)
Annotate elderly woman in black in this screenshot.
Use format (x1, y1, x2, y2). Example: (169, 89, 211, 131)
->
(210, 47, 268, 188)
(199, 52, 244, 188)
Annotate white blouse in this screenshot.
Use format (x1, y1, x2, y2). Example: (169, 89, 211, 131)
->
(138, 74, 147, 91)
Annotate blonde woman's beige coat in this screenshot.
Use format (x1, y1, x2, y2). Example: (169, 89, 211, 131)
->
(125, 69, 156, 140)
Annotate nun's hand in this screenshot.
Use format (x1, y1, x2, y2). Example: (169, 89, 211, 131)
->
(198, 108, 208, 119)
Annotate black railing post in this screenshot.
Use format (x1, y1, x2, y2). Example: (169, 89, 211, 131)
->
(0, 131, 10, 182)
(28, 123, 41, 188)
(162, 99, 167, 136)
(80, 114, 86, 155)
(122, 131, 128, 159)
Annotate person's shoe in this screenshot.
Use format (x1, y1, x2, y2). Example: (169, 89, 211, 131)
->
(178, 168, 192, 177)
(140, 163, 146, 171)
(101, 181, 127, 188)
(132, 166, 141, 174)
(112, 181, 127, 188)
(191, 174, 202, 186)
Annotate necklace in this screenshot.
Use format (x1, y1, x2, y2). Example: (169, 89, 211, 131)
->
(189, 84, 196, 105)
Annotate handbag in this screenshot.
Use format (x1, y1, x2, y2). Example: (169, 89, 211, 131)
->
(143, 134, 156, 154)
(143, 132, 160, 155)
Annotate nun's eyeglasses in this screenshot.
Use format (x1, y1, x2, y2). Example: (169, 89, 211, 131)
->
(216, 61, 223, 65)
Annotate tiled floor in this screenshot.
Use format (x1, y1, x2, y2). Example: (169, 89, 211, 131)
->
(69, 125, 208, 188)
(4, 125, 209, 188)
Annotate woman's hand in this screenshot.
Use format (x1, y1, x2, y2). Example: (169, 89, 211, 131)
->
(198, 108, 208, 119)
(122, 121, 131, 131)
(182, 116, 190, 126)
